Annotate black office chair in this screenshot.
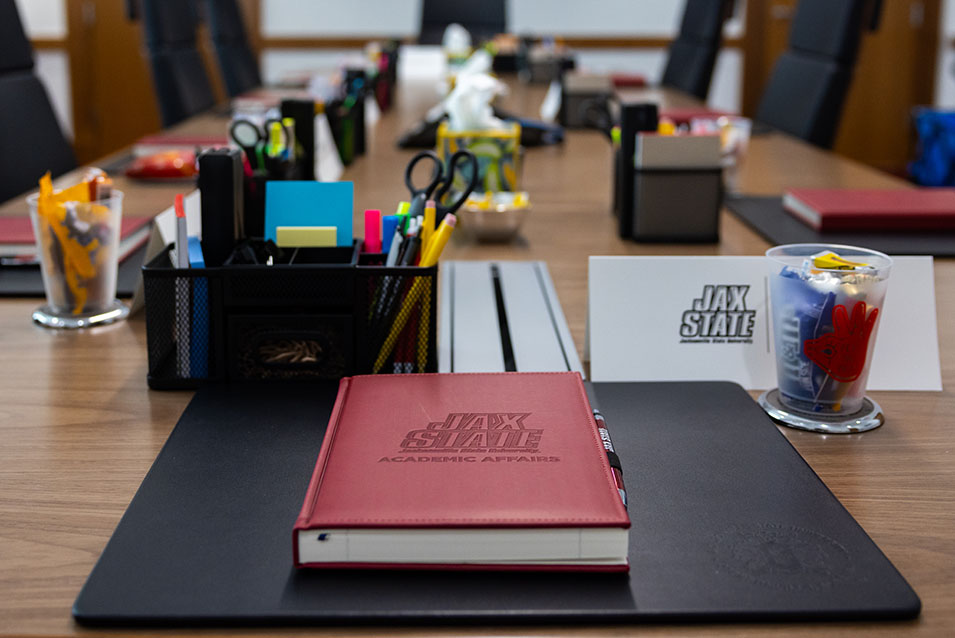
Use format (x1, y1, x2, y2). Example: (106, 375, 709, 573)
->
(141, 0, 217, 127)
(419, 0, 506, 46)
(755, 0, 882, 149)
(203, 0, 261, 97)
(660, 0, 734, 100)
(0, 0, 76, 202)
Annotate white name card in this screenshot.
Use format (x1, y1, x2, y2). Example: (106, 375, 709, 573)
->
(587, 256, 942, 391)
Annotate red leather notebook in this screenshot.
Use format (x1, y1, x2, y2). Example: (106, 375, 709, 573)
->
(0, 215, 152, 259)
(658, 107, 733, 125)
(783, 188, 955, 232)
(293, 372, 630, 571)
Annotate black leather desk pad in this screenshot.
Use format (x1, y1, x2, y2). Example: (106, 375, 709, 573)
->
(73, 381, 920, 626)
(725, 195, 955, 257)
(0, 242, 147, 297)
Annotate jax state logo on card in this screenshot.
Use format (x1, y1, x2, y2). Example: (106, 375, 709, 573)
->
(378, 413, 560, 463)
(680, 285, 756, 344)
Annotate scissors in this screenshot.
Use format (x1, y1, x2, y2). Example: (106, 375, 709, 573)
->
(403, 149, 480, 220)
(579, 97, 615, 142)
(229, 118, 290, 170)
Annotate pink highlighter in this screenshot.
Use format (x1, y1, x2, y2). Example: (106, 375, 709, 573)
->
(363, 209, 382, 253)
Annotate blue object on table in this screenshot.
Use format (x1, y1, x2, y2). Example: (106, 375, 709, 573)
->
(910, 108, 955, 187)
(381, 215, 400, 254)
(264, 181, 353, 247)
(188, 236, 209, 379)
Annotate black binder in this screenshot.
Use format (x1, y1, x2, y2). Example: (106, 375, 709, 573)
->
(0, 242, 147, 297)
(73, 381, 920, 626)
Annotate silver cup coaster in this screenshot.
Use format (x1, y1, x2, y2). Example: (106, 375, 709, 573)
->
(32, 299, 130, 329)
(758, 388, 884, 434)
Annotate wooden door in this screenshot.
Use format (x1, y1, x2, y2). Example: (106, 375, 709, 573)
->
(66, 0, 162, 164)
(64, 0, 261, 164)
(743, 0, 939, 175)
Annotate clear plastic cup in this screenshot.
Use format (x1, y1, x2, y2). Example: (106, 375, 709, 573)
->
(766, 243, 891, 418)
(28, 190, 130, 328)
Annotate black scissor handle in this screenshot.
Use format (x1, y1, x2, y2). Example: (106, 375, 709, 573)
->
(229, 119, 265, 168)
(229, 119, 263, 147)
(403, 150, 444, 199)
(580, 97, 615, 142)
(435, 150, 480, 216)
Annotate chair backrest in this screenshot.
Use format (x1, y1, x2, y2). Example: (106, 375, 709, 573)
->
(0, 0, 34, 74)
(419, 0, 506, 46)
(203, 0, 261, 97)
(660, 0, 733, 100)
(788, 0, 869, 64)
(0, 0, 76, 202)
(755, 0, 873, 148)
(141, 0, 216, 127)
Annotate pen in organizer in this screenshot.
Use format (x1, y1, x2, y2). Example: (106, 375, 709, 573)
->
(399, 217, 421, 266)
(382, 215, 400, 256)
(420, 211, 454, 265)
(175, 193, 189, 269)
(372, 217, 420, 328)
(373, 214, 456, 373)
(266, 120, 286, 159)
(385, 203, 410, 266)
(173, 194, 191, 378)
(592, 409, 627, 508)
(371, 217, 425, 369)
(281, 117, 296, 161)
(396, 201, 410, 231)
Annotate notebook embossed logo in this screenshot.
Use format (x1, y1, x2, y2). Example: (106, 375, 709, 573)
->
(378, 412, 560, 463)
(709, 523, 853, 591)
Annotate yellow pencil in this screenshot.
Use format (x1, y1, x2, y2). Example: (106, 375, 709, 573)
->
(421, 213, 456, 267)
(421, 199, 436, 256)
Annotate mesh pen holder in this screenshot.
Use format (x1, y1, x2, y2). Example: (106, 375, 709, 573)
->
(142, 242, 437, 390)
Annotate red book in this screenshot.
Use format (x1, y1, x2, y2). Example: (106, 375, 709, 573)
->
(0, 215, 152, 260)
(658, 107, 733, 125)
(293, 372, 631, 571)
(133, 134, 229, 156)
(610, 73, 647, 88)
(783, 188, 955, 232)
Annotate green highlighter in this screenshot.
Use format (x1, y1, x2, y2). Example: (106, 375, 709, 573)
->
(396, 201, 411, 232)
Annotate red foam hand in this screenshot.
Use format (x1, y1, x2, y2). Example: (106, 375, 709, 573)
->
(803, 301, 879, 383)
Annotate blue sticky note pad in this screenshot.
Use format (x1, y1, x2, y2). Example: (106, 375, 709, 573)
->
(187, 236, 205, 267)
(264, 181, 353, 247)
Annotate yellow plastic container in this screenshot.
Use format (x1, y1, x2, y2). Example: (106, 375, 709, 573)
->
(436, 121, 521, 193)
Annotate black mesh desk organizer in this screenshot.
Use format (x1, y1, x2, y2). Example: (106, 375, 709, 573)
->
(142, 241, 438, 389)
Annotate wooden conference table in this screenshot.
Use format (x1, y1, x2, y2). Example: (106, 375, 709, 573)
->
(0, 80, 953, 638)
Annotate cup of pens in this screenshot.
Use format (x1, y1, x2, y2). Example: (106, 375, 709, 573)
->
(28, 173, 130, 329)
(759, 243, 892, 433)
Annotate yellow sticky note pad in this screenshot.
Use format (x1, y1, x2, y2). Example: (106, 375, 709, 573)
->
(275, 226, 337, 248)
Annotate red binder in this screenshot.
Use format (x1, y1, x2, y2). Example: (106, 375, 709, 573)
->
(783, 188, 955, 232)
(293, 372, 630, 571)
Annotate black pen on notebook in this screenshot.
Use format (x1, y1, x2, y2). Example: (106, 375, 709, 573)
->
(593, 409, 627, 508)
